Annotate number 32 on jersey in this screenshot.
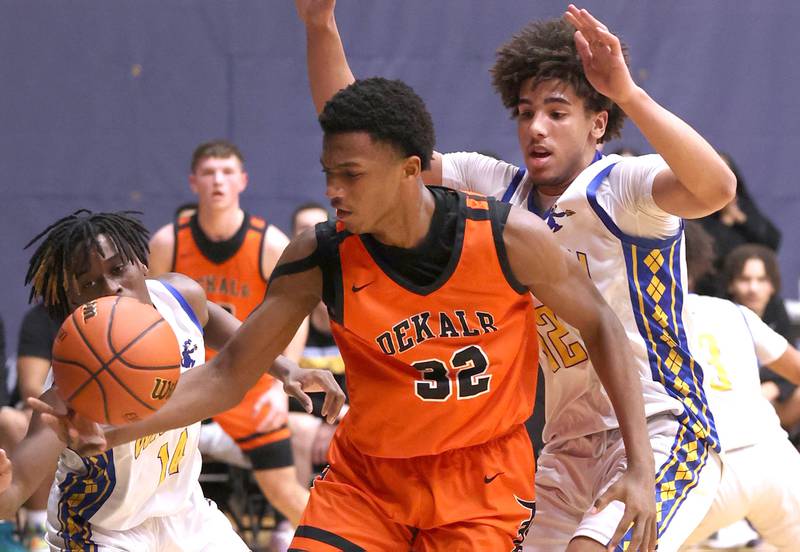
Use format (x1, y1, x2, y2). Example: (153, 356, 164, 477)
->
(412, 345, 491, 401)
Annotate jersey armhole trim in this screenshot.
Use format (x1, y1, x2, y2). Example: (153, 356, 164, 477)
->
(159, 280, 203, 333)
(501, 167, 526, 204)
(586, 162, 683, 248)
(489, 200, 529, 295)
(270, 251, 321, 280)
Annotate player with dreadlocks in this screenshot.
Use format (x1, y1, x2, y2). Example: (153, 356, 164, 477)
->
(4, 209, 345, 551)
(24, 209, 151, 320)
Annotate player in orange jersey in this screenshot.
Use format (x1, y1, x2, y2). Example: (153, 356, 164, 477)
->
(148, 140, 311, 529)
(89, 78, 655, 551)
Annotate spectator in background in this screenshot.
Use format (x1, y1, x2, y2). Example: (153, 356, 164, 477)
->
(0, 315, 25, 551)
(14, 304, 60, 551)
(696, 153, 782, 296)
(723, 243, 800, 444)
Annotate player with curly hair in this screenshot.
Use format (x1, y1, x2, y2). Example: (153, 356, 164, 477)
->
(296, 2, 735, 551)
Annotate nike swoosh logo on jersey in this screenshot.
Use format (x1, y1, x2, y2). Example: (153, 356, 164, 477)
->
(484, 472, 504, 484)
(352, 282, 374, 293)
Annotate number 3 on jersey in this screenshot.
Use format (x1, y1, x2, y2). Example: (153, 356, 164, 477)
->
(412, 345, 491, 401)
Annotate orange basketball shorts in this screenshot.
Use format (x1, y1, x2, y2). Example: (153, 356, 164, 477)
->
(289, 424, 536, 551)
(213, 373, 291, 452)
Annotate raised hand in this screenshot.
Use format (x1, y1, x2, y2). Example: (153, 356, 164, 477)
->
(564, 5, 637, 104)
(294, 0, 336, 28)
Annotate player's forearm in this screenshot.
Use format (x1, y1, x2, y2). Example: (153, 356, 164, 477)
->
(106, 359, 242, 448)
(767, 346, 800, 386)
(304, 16, 355, 114)
(583, 310, 654, 470)
(0, 432, 61, 519)
(618, 87, 735, 215)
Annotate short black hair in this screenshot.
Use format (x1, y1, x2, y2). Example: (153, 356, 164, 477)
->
(318, 77, 435, 170)
(25, 210, 150, 320)
(491, 18, 628, 143)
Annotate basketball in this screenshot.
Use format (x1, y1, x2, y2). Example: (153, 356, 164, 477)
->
(51, 295, 182, 425)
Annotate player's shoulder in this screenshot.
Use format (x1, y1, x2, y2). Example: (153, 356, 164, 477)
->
(149, 222, 176, 249)
(607, 153, 667, 183)
(150, 273, 206, 318)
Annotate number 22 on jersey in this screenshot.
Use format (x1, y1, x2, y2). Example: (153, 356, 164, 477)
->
(536, 250, 591, 372)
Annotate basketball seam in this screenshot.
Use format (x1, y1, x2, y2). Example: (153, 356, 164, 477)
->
(68, 308, 114, 424)
(101, 298, 165, 414)
(64, 297, 172, 422)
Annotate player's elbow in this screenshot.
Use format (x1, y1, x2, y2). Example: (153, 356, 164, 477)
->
(701, 163, 737, 214)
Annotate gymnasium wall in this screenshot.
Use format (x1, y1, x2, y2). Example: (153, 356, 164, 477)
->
(2, 0, 798, 349)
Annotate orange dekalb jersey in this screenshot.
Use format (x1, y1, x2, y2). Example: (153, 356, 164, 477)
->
(173, 212, 268, 321)
(321, 189, 538, 458)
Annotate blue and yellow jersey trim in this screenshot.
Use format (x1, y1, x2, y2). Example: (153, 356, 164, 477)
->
(585, 165, 719, 453)
(56, 450, 116, 551)
(615, 423, 711, 550)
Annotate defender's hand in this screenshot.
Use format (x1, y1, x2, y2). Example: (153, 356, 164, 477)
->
(594, 466, 657, 551)
(564, 5, 637, 105)
(280, 368, 345, 425)
(28, 392, 107, 457)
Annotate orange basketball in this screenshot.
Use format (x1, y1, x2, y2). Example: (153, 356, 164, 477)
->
(52, 295, 182, 425)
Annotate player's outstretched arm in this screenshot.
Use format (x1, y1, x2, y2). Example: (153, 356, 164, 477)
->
(295, 0, 444, 182)
(565, 5, 735, 219)
(0, 389, 76, 519)
(295, 0, 354, 116)
(504, 206, 657, 551)
(103, 230, 343, 448)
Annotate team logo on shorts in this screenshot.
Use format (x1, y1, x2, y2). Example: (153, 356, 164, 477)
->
(511, 496, 536, 551)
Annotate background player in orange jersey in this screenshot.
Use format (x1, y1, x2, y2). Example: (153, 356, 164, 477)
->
(90, 77, 657, 551)
(148, 140, 312, 530)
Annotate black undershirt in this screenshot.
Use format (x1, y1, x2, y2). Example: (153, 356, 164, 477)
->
(360, 186, 459, 287)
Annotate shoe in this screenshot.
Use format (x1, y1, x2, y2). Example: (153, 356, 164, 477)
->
(0, 521, 26, 552)
(21, 523, 48, 552)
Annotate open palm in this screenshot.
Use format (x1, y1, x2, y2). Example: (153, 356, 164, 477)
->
(564, 5, 637, 104)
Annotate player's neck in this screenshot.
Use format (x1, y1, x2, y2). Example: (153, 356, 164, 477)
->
(196, 206, 245, 242)
(532, 147, 598, 205)
(371, 185, 435, 249)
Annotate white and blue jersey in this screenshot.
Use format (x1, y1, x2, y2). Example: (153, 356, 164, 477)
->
(48, 279, 206, 545)
(444, 152, 721, 548)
